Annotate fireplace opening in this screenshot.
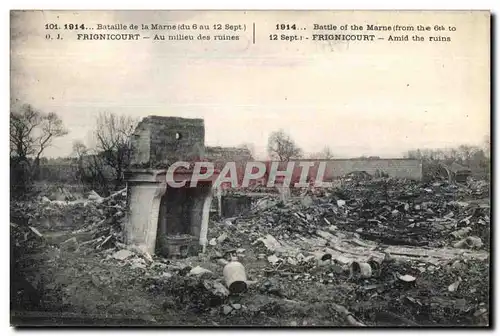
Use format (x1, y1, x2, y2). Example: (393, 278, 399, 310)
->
(155, 182, 212, 258)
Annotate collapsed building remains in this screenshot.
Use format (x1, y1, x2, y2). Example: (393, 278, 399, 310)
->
(124, 116, 426, 257)
(125, 116, 216, 257)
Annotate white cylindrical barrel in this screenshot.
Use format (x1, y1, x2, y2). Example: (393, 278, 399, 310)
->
(367, 259, 381, 277)
(350, 261, 372, 279)
(223, 260, 248, 294)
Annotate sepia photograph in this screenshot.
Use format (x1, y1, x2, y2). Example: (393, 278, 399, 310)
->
(9, 9, 491, 327)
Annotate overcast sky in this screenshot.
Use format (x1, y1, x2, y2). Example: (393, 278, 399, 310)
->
(10, 10, 490, 159)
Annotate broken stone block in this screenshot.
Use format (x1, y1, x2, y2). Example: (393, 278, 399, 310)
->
(301, 195, 313, 207)
(327, 225, 338, 232)
(429, 223, 445, 232)
(209, 238, 217, 246)
(112, 249, 134, 261)
(189, 266, 213, 276)
(211, 281, 230, 297)
(451, 227, 472, 239)
(253, 234, 281, 252)
(222, 305, 233, 315)
(304, 255, 316, 263)
(162, 272, 173, 278)
(60, 237, 78, 252)
(267, 255, 279, 264)
(453, 236, 483, 249)
(295, 253, 305, 261)
(448, 277, 462, 292)
(127, 245, 153, 263)
(398, 274, 416, 282)
(130, 258, 147, 269)
(217, 233, 228, 244)
(87, 190, 102, 201)
(316, 230, 334, 240)
(217, 258, 229, 266)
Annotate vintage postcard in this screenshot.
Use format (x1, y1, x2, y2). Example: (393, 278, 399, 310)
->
(10, 10, 490, 327)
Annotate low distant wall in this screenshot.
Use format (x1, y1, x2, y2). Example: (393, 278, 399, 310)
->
(262, 159, 423, 182)
(323, 159, 423, 180)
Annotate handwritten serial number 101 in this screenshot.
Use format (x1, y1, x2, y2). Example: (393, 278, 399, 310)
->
(45, 24, 85, 30)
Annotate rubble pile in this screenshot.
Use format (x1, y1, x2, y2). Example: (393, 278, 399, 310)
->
(75, 189, 128, 250)
(10, 222, 47, 256)
(10, 175, 490, 326)
(10, 199, 102, 231)
(152, 274, 230, 313)
(10, 188, 127, 252)
(232, 178, 491, 249)
(346, 256, 490, 326)
(10, 222, 61, 312)
(190, 176, 489, 325)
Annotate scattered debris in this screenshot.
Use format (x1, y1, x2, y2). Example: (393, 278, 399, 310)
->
(189, 266, 213, 276)
(398, 274, 417, 283)
(267, 255, 279, 264)
(112, 249, 134, 261)
(448, 277, 462, 292)
(222, 305, 233, 315)
(453, 236, 483, 249)
(10, 175, 490, 326)
(216, 233, 228, 244)
(60, 237, 78, 252)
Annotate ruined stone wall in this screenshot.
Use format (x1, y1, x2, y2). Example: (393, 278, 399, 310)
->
(130, 116, 205, 168)
(205, 146, 253, 184)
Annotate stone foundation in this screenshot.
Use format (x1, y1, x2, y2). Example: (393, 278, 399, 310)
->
(125, 169, 214, 257)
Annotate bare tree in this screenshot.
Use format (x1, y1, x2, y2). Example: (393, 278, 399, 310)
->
(267, 129, 303, 161)
(92, 112, 137, 188)
(72, 140, 110, 194)
(10, 104, 40, 160)
(10, 104, 68, 160)
(33, 112, 68, 169)
(405, 141, 491, 181)
(321, 146, 335, 159)
(72, 140, 88, 159)
(10, 104, 68, 186)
